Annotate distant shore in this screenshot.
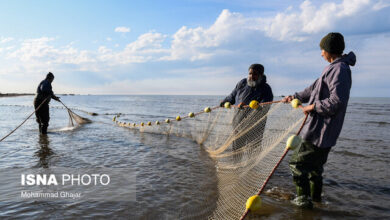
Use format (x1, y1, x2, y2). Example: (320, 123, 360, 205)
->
(0, 93, 78, 98)
(0, 93, 34, 98)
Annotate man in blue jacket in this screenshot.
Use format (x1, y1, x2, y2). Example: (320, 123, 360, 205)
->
(220, 64, 273, 160)
(282, 33, 356, 208)
(34, 72, 60, 134)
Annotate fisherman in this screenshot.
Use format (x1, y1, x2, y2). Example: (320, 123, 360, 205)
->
(220, 64, 273, 108)
(220, 64, 273, 158)
(34, 72, 60, 134)
(282, 32, 356, 208)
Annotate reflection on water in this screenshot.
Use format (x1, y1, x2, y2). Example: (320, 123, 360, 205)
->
(34, 134, 54, 168)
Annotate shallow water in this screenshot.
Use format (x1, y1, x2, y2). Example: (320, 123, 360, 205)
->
(0, 95, 389, 219)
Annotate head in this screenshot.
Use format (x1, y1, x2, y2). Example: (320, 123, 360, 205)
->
(247, 64, 264, 87)
(46, 72, 54, 82)
(319, 32, 344, 63)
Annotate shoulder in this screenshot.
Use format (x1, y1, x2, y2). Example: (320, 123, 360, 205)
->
(325, 62, 351, 84)
(258, 81, 272, 91)
(239, 78, 247, 84)
(235, 78, 247, 88)
(328, 62, 350, 76)
(264, 82, 272, 90)
(262, 83, 273, 96)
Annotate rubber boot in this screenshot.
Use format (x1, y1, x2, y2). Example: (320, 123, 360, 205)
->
(41, 125, 48, 135)
(292, 186, 313, 209)
(310, 180, 323, 202)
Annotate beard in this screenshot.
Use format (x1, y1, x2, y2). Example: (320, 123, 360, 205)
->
(247, 76, 263, 87)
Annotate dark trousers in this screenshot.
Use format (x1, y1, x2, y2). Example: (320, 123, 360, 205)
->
(34, 99, 50, 134)
(289, 141, 331, 202)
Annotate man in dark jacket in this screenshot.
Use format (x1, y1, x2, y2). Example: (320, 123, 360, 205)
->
(34, 72, 60, 134)
(220, 64, 273, 107)
(282, 32, 356, 208)
(220, 64, 273, 160)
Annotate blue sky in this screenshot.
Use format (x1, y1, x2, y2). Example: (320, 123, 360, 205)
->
(1, 0, 389, 96)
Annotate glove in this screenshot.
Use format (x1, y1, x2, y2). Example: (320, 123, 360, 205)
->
(53, 96, 60, 101)
(219, 101, 225, 107)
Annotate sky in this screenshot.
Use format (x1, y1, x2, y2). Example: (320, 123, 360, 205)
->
(0, 0, 389, 96)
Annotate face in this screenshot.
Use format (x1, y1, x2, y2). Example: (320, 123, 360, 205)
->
(321, 49, 332, 63)
(248, 68, 260, 81)
(48, 77, 54, 83)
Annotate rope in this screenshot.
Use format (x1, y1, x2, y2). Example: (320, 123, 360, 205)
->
(239, 110, 309, 220)
(0, 97, 50, 143)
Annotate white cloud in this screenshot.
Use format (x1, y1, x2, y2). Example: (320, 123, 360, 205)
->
(2, 32, 170, 75)
(72, 75, 240, 95)
(1, 0, 389, 96)
(98, 31, 169, 64)
(164, 0, 387, 62)
(164, 9, 251, 61)
(4, 37, 99, 74)
(166, 66, 235, 76)
(0, 37, 14, 43)
(262, 0, 373, 41)
(115, 26, 131, 33)
(373, 0, 390, 10)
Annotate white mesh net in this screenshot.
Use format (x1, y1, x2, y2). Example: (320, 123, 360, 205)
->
(67, 109, 92, 127)
(115, 102, 305, 219)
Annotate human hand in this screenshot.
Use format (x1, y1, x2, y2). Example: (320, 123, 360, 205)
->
(282, 95, 294, 103)
(219, 101, 224, 107)
(237, 102, 245, 109)
(302, 104, 315, 114)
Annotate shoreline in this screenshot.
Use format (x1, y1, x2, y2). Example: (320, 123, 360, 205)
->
(0, 93, 34, 98)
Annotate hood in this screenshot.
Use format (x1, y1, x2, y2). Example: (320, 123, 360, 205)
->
(334, 51, 356, 66)
(258, 74, 267, 86)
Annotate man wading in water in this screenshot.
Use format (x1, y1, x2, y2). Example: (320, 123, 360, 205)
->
(220, 64, 273, 161)
(34, 72, 60, 134)
(282, 32, 356, 208)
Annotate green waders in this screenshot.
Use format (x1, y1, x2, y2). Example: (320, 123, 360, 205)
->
(289, 140, 331, 207)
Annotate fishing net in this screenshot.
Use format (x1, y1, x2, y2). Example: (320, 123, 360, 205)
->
(66, 108, 92, 127)
(115, 101, 305, 219)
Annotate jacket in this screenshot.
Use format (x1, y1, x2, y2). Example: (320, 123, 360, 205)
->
(295, 52, 356, 148)
(222, 75, 273, 105)
(35, 79, 56, 103)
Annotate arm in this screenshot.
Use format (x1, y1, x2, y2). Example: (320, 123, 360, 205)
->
(51, 94, 60, 101)
(40, 81, 54, 97)
(294, 78, 319, 103)
(221, 80, 243, 105)
(314, 66, 351, 116)
(40, 81, 60, 101)
(260, 84, 273, 103)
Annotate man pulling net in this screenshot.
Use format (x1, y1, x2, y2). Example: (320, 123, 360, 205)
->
(219, 64, 273, 162)
(34, 72, 60, 135)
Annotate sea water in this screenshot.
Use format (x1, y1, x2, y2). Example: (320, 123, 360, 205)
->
(0, 95, 389, 219)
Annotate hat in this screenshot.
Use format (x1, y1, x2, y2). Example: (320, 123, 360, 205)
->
(319, 32, 345, 55)
(248, 64, 264, 75)
(46, 72, 54, 79)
